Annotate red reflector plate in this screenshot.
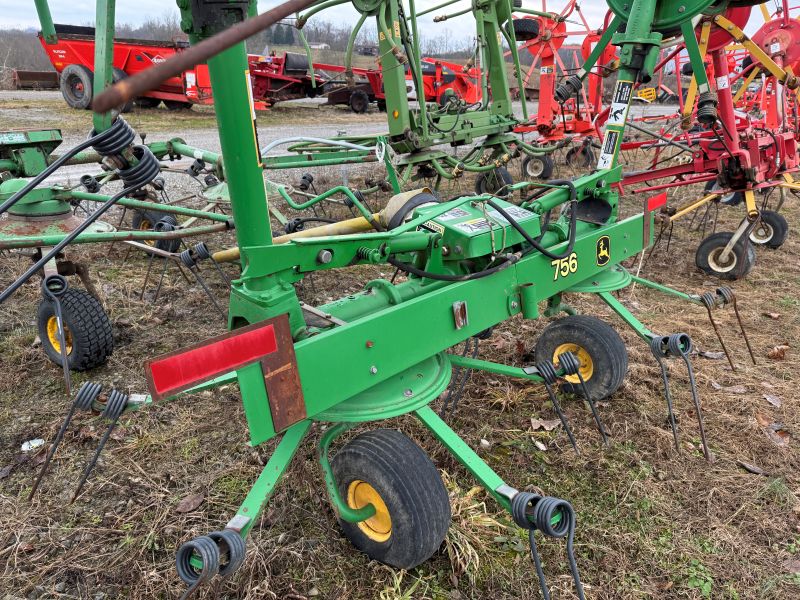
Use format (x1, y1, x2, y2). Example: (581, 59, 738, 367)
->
(146, 322, 278, 400)
(646, 192, 667, 212)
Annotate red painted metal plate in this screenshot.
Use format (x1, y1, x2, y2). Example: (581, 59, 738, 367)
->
(146, 319, 279, 400)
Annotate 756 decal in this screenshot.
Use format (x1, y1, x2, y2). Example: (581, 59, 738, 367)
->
(551, 252, 578, 281)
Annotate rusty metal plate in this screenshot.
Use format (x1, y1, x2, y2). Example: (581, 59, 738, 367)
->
(261, 315, 306, 432)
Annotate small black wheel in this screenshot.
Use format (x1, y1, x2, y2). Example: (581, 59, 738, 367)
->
(376, 99, 387, 112)
(565, 146, 595, 168)
(749, 210, 788, 248)
(695, 231, 756, 279)
(331, 429, 451, 570)
(703, 180, 742, 206)
(112, 68, 133, 113)
(164, 100, 192, 111)
(513, 18, 540, 41)
(60, 64, 93, 109)
(135, 96, 161, 109)
(534, 315, 628, 400)
(349, 89, 370, 113)
(474, 167, 513, 197)
(37, 288, 113, 371)
(522, 154, 554, 180)
(131, 210, 182, 253)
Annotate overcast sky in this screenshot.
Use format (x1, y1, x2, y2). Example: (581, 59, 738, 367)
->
(2, 1, 610, 40)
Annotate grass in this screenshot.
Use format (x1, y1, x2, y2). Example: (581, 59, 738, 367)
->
(0, 95, 383, 135)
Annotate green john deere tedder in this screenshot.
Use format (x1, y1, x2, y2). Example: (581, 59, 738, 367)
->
(1, 0, 774, 597)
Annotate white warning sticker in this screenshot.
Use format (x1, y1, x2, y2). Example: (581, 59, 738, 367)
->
(436, 207, 471, 221)
(596, 131, 619, 170)
(607, 80, 633, 127)
(540, 66, 554, 75)
(716, 75, 729, 90)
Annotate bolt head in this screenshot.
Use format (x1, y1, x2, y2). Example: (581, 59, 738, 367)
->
(370, 366, 378, 374)
(317, 249, 333, 264)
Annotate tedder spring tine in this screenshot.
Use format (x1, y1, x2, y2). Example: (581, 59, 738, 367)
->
(717, 287, 757, 365)
(71, 389, 129, 503)
(509, 492, 586, 600)
(652, 334, 712, 462)
(440, 337, 477, 418)
(665, 221, 675, 253)
(42, 275, 72, 395)
(670, 335, 712, 462)
(139, 251, 157, 301)
(153, 257, 170, 303)
(700, 292, 736, 371)
(180, 245, 227, 320)
(30, 381, 102, 499)
(536, 360, 579, 454)
(558, 351, 610, 447)
(194, 242, 231, 286)
(578, 373, 610, 447)
(650, 337, 681, 451)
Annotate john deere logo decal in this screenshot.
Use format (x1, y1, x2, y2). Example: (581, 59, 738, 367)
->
(596, 236, 611, 266)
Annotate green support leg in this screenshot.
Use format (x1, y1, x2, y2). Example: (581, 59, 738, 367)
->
(226, 420, 312, 538)
(414, 405, 511, 511)
(629, 275, 701, 304)
(318, 422, 377, 523)
(447, 354, 544, 383)
(597, 291, 655, 342)
(92, 0, 116, 133)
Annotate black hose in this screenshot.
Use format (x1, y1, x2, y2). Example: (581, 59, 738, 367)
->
(486, 179, 578, 260)
(387, 253, 518, 282)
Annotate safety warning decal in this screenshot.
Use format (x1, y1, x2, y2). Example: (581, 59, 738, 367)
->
(607, 80, 633, 126)
(596, 131, 619, 170)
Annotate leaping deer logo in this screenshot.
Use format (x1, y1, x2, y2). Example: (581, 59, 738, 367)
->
(596, 236, 611, 266)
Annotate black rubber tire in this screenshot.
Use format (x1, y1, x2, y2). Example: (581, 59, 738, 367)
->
(565, 146, 595, 168)
(695, 232, 756, 279)
(135, 97, 161, 109)
(349, 89, 370, 114)
(111, 68, 133, 113)
(164, 100, 192, 111)
(703, 180, 742, 206)
(522, 154, 554, 180)
(131, 210, 182, 253)
(513, 18, 540, 42)
(60, 64, 93, 110)
(376, 99, 387, 112)
(749, 210, 788, 248)
(474, 167, 513, 197)
(37, 288, 113, 371)
(533, 315, 628, 400)
(331, 429, 451, 570)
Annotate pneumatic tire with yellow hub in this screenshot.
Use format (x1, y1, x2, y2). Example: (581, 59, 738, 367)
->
(36, 288, 113, 371)
(534, 315, 628, 400)
(331, 429, 450, 569)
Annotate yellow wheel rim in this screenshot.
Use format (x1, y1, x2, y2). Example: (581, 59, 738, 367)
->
(139, 218, 156, 247)
(46, 316, 73, 355)
(347, 480, 392, 542)
(553, 343, 593, 384)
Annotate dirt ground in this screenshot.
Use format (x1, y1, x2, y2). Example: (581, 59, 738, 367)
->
(0, 98, 799, 600)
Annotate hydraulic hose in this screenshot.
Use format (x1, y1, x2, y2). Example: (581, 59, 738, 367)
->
(485, 179, 578, 260)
